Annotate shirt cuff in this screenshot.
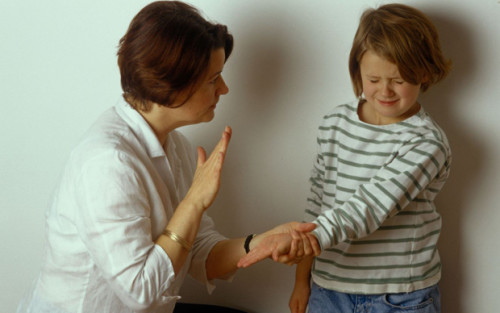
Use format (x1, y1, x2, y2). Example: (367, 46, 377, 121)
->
(188, 234, 228, 294)
(153, 245, 181, 301)
(313, 227, 330, 251)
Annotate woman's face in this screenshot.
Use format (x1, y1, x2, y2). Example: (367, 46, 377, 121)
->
(172, 48, 229, 125)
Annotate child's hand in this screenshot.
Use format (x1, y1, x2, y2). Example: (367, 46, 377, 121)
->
(289, 280, 311, 313)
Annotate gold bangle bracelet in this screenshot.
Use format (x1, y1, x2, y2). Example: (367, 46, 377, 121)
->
(162, 229, 192, 251)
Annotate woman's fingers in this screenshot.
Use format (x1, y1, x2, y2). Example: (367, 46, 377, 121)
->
(213, 126, 232, 157)
(200, 126, 232, 175)
(196, 146, 207, 166)
(197, 126, 232, 166)
(186, 126, 232, 212)
(307, 233, 321, 256)
(297, 231, 307, 257)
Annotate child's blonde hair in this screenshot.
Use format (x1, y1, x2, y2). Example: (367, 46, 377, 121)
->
(349, 3, 452, 98)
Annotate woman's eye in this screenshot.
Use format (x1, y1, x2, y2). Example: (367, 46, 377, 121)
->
(209, 76, 220, 84)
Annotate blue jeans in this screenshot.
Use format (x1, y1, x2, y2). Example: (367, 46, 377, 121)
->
(308, 283, 440, 313)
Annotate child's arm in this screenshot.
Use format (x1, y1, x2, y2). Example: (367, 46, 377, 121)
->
(289, 256, 314, 313)
(312, 136, 451, 250)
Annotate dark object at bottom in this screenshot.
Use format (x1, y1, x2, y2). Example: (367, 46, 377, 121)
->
(173, 302, 247, 313)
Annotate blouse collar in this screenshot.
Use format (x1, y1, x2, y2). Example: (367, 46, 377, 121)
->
(115, 97, 169, 159)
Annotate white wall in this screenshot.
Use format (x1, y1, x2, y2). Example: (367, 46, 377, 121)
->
(2, 1, 499, 312)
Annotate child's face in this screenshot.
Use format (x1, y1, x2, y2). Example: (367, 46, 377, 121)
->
(359, 50, 422, 125)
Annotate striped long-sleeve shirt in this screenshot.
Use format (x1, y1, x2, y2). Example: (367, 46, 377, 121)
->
(306, 101, 451, 294)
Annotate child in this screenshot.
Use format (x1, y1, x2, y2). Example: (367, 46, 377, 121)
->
(290, 3, 452, 313)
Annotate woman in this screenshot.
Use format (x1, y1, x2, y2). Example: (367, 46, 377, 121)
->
(17, 2, 319, 313)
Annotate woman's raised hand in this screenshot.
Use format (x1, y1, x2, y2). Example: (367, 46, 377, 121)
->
(183, 126, 232, 212)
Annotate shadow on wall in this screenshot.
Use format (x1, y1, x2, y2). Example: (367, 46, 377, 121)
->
(421, 9, 483, 313)
(190, 8, 310, 233)
(179, 9, 304, 313)
(226, 13, 297, 129)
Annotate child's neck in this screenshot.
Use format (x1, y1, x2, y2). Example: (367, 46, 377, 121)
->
(357, 100, 421, 125)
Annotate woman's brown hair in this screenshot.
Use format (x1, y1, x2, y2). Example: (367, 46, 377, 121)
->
(117, 1, 233, 111)
(349, 3, 451, 98)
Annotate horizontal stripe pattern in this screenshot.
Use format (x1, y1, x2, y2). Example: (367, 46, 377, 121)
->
(306, 101, 451, 294)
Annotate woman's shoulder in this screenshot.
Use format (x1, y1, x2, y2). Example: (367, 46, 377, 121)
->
(68, 108, 144, 168)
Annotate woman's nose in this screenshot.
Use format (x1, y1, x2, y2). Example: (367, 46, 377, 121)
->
(218, 77, 229, 95)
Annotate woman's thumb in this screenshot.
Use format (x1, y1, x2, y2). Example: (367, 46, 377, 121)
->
(295, 222, 317, 232)
(197, 146, 207, 166)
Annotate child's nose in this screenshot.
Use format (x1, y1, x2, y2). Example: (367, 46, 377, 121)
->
(381, 83, 394, 96)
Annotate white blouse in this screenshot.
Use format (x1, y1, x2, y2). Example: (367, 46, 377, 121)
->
(17, 99, 227, 313)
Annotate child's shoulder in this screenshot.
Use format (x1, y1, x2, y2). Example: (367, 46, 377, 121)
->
(322, 100, 358, 120)
(405, 108, 449, 142)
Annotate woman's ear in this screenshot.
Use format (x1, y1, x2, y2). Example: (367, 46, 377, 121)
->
(422, 74, 430, 83)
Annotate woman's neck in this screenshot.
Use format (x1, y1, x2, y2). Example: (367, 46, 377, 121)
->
(138, 104, 179, 145)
